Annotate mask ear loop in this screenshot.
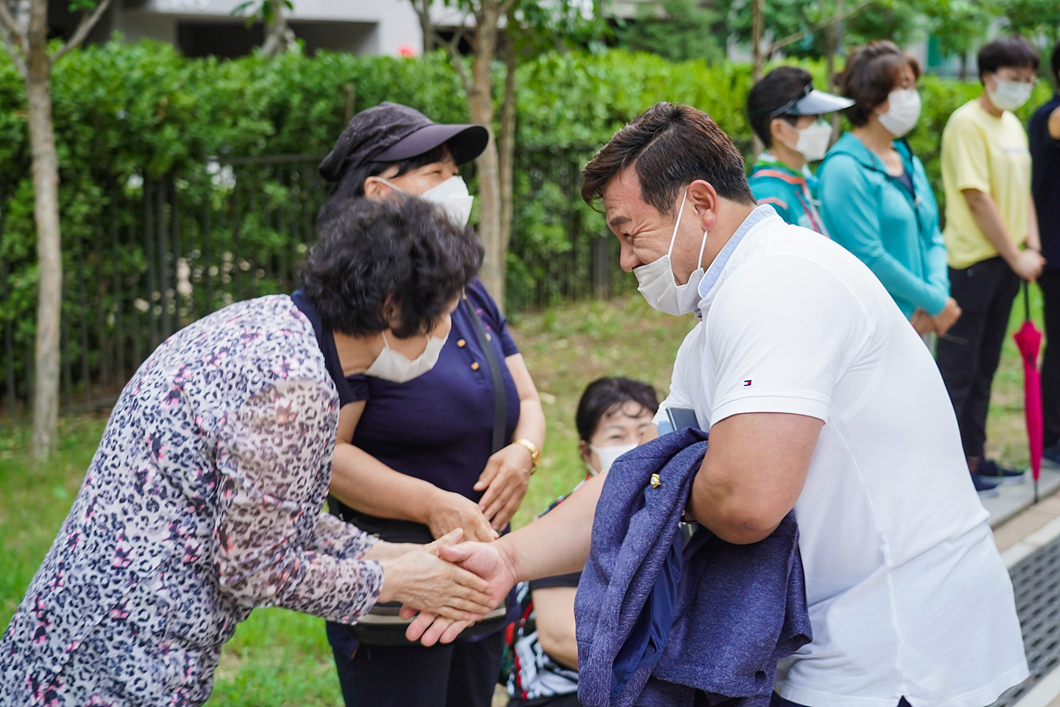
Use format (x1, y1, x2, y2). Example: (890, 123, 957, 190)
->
(695, 220, 709, 271)
(376, 177, 405, 194)
(667, 189, 689, 260)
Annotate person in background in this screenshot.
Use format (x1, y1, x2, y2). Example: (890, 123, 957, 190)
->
(315, 102, 547, 707)
(937, 36, 1043, 488)
(816, 41, 961, 359)
(507, 377, 658, 707)
(745, 66, 853, 234)
(1031, 42, 1060, 467)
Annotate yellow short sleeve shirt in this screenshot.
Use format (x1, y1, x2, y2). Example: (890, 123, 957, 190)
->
(941, 99, 1031, 269)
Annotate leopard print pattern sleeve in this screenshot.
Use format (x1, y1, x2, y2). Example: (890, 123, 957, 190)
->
(212, 379, 382, 621)
(0, 295, 381, 707)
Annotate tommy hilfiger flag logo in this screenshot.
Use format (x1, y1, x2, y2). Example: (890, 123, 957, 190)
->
(744, 380, 752, 387)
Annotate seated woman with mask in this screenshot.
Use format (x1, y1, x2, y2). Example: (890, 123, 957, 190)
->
(506, 378, 658, 707)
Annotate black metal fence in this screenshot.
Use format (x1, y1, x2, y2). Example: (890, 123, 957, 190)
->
(0, 147, 631, 419)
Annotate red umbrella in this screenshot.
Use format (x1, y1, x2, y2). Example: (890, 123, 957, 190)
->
(1013, 282, 1043, 503)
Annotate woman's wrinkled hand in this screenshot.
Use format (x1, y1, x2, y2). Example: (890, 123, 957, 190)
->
(425, 489, 497, 543)
(474, 444, 533, 530)
(377, 529, 495, 621)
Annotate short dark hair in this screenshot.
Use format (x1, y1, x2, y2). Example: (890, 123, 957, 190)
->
(581, 102, 756, 214)
(1053, 40, 1060, 84)
(301, 197, 483, 338)
(318, 143, 450, 223)
(838, 41, 921, 127)
(575, 377, 659, 442)
(747, 67, 814, 148)
(978, 36, 1040, 83)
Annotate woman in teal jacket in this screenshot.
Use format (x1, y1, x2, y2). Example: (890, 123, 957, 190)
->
(818, 41, 960, 335)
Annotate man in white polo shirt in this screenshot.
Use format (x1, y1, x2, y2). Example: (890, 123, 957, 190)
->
(406, 103, 1027, 707)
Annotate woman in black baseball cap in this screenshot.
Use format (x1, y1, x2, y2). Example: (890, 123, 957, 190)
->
(315, 104, 546, 707)
(318, 102, 489, 225)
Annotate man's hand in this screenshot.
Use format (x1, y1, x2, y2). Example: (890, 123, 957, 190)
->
(930, 298, 962, 336)
(377, 529, 494, 621)
(403, 540, 517, 646)
(425, 489, 498, 543)
(474, 443, 533, 530)
(1012, 249, 1045, 283)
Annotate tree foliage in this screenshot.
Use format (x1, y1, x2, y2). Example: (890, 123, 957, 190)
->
(0, 42, 1055, 408)
(998, 0, 1060, 58)
(612, 0, 725, 64)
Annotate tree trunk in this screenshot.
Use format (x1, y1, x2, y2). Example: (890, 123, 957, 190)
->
(26, 1, 60, 461)
(497, 28, 517, 286)
(261, 0, 293, 57)
(751, 0, 765, 81)
(958, 53, 967, 81)
(748, 0, 765, 158)
(414, 0, 435, 54)
(824, 3, 842, 145)
(469, 4, 504, 307)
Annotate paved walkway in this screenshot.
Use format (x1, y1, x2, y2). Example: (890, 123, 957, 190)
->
(990, 474, 1060, 707)
(985, 468, 1060, 531)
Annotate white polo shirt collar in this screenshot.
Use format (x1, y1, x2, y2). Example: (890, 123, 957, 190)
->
(695, 204, 778, 318)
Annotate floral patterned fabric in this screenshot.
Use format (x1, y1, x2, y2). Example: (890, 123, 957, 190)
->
(0, 295, 382, 707)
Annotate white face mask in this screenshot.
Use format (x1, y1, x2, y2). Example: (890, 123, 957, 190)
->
(634, 190, 709, 316)
(421, 176, 474, 227)
(876, 89, 921, 138)
(379, 175, 474, 227)
(781, 120, 833, 162)
(365, 331, 447, 383)
(587, 443, 637, 476)
(988, 78, 1034, 112)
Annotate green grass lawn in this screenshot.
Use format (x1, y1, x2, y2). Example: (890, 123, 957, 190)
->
(0, 291, 1043, 705)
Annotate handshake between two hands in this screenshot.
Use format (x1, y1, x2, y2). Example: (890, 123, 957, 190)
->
(373, 528, 518, 647)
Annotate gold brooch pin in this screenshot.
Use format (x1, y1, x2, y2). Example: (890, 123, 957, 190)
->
(650, 473, 661, 489)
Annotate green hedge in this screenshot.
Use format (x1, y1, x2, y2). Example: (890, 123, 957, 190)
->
(0, 40, 1053, 407)
(514, 50, 1052, 203)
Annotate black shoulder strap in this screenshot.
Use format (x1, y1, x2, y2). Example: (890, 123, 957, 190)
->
(464, 296, 507, 454)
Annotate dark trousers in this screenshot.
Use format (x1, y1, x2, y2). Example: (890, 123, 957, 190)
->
(331, 631, 505, 707)
(936, 257, 1021, 460)
(1039, 271, 1060, 447)
(771, 694, 913, 707)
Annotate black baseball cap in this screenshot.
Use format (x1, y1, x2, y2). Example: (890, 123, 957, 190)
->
(319, 102, 489, 183)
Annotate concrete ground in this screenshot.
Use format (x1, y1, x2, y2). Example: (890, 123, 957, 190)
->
(989, 481, 1060, 707)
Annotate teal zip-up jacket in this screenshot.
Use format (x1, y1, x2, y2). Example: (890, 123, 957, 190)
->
(817, 133, 949, 318)
(748, 153, 828, 235)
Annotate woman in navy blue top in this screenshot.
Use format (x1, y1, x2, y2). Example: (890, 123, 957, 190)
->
(316, 103, 547, 707)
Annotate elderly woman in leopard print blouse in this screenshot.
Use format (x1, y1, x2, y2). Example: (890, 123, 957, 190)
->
(0, 197, 493, 707)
